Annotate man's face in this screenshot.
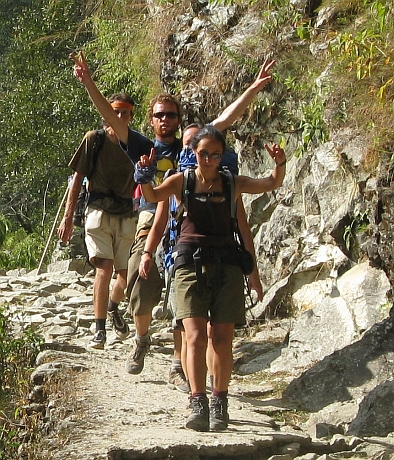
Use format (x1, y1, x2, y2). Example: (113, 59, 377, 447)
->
(182, 127, 200, 148)
(113, 108, 133, 125)
(150, 102, 179, 139)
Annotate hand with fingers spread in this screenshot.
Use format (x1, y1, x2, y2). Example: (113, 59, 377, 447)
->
(265, 143, 286, 167)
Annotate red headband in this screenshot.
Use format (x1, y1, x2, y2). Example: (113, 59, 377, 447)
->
(110, 101, 134, 111)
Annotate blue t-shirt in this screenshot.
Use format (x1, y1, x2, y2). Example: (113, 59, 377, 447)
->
(137, 138, 182, 213)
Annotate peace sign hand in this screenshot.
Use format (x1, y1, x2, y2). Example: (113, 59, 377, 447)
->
(69, 50, 92, 85)
(139, 148, 155, 167)
(253, 57, 276, 92)
(134, 148, 157, 184)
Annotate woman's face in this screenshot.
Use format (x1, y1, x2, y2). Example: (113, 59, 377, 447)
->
(194, 137, 223, 170)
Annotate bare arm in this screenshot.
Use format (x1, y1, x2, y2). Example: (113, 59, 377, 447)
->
(57, 171, 84, 243)
(212, 58, 275, 131)
(140, 175, 181, 203)
(236, 199, 263, 300)
(236, 143, 286, 196)
(70, 51, 129, 144)
(139, 200, 170, 279)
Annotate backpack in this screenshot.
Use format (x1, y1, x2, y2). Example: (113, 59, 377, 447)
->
(165, 167, 254, 275)
(73, 129, 106, 227)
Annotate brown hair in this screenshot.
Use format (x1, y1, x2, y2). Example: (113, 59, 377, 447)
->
(147, 93, 181, 120)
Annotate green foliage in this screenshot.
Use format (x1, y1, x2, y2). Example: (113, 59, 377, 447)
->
(0, 230, 45, 270)
(0, 215, 11, 247)
(0, 0, 97, 242)
(329, 0, 393, 90)
(296, 97, 328, 156)
(0, 306, 43, 458)
(343, 211, 369, 252)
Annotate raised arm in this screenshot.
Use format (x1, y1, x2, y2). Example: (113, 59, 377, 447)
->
(212, 58, 275, 132)
(70, 51, 129, 144)
(236, 143, 286, 196)
(136, 149, 182, 202)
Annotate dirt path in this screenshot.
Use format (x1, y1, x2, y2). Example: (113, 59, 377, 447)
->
(39, 322, 308, 460)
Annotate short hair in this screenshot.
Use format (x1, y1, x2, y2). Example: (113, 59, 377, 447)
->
(108, 93, 135, 111)
(184, 123, 203, 132)
(147, 93, 181, 120)
(190, 125, 226, 152)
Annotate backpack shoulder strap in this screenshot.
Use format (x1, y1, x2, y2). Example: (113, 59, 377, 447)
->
(182, 167, 196, 212)
(219, 167, 236, 219)
(88, 129, 106, 179)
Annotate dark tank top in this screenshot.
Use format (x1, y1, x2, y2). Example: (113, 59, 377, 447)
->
(177, 191, 235, 248)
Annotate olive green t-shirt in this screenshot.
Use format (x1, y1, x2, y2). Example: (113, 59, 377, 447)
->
(69, 130, 142, 215)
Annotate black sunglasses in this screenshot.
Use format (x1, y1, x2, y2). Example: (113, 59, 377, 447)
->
(153, 111, 179, 120)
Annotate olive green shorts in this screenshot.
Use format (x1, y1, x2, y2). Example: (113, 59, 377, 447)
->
(126, 236, 164, 316)
(174, 263, 245, 325)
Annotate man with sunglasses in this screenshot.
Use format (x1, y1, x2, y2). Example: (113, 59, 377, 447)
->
(124, 92, 184, 384)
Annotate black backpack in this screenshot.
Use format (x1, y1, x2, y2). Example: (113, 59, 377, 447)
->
(73, 129, 106, 227)
(179, 167, 254, 275)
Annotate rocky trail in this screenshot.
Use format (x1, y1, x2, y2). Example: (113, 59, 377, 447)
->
(3, 264, 394, 459)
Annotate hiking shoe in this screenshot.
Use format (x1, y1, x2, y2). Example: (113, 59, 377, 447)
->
(88, 330, 106, 350)
(125, 337, 150, 374)
(185, 395, 209, 432)
(107, 309, 130, 340)
(209, 395, 229, 431)
(168, 368, 190, 393)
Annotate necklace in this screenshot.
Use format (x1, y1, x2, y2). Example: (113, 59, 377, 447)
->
(196, 169, 220, 191)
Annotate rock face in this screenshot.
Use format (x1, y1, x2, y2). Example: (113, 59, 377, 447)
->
(153, 1, 394, 432)
(157, 3, 394, 309)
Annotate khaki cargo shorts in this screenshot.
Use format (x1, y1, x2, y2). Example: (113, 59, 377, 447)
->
(84, 207, 137, 271)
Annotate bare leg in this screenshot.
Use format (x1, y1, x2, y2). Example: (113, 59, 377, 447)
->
(110, 269, 127, 303)
(180, 330, 188, 380)
(183, 317, 208, 394)
(134, 313, 152, 337)
(92, 257, 114, 320)
(210, 323, 234, 392)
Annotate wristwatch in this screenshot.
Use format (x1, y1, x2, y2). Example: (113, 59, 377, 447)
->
(140, 250, 153, 257)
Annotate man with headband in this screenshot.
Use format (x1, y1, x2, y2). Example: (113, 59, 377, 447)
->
(58, 89, 153, 350)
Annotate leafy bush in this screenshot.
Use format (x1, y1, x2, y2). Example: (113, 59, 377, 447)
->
(0, 306, 43, 459)
(0, 229, 45, 270)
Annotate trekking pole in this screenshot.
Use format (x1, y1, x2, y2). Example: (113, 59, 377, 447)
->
(37, 186, 69, 274)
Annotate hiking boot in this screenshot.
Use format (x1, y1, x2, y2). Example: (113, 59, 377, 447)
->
(88, 330, 106, 350)
(185, 395, 209, 432)
(125, 337, 150, 374)
(209, 395, 229, 431)
(107, 309, 130, 340)
(168, 368, 190, 393)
